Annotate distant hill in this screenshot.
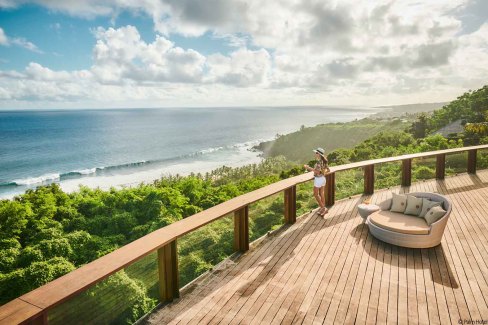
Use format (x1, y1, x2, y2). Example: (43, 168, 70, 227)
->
(371, 102, 448, 118)
(254, 118, 410, 162)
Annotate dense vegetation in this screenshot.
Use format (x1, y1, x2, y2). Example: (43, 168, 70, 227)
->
(0, 157, 297, 323)
(1, 85, 487, 324)
(410, 85, 488, 141)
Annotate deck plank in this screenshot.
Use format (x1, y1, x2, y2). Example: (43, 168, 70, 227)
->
(425, 177, 475, 321)
(326, 190, 387, 325)
(447, 176, 488, 288)
(264, 193, 358, 324)
(435, 176, 488, 318)
(343, 190, 391, 325)
(285, 195, 363, 324)
(268, 197, 358, 325)
(375, 188, 392, 325)
(216, 207, 329, 324)
(143, 170, 488, 325)
(175, 213, 317, 324)
(187, 211, 321, 324)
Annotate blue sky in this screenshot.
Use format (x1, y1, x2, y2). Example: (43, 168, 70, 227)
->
(0, 0, 486, 109)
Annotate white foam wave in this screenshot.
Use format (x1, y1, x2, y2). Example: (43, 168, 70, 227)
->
(97, 160, 148, 171)
(57, 148, 263, 194)
(12, 173, 61, 186)
(1, 143, 265, 199)
(197, 146, 224, 155)
(75, 168, 97, 175)
(235, 138, 267, 147)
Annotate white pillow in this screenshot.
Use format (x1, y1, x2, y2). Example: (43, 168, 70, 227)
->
(419, 199, 441, 218)
(424, 205, 446, 225)
(404, 195, 423, 216)
(390, 193, 408, 213)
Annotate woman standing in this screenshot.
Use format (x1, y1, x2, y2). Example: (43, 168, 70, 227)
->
(304, 147, 330, 216)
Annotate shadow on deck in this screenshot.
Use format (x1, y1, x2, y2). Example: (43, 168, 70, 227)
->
(144, 171, 488, 324)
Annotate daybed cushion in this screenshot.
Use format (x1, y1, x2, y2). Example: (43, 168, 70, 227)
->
(419, 199, 441, 218)
(424, 205, 447, 225)
(369, 210, 430, 235)
(404, 195, 423, 216)
(390, 193, 408, 213)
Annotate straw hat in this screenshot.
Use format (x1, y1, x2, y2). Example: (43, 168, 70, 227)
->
(313, 147, 325, 157)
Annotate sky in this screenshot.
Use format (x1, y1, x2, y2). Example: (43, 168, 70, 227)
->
(0, 0, 486, 109)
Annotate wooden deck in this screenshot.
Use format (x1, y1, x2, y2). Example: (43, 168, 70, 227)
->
(145, 171, 488, 324)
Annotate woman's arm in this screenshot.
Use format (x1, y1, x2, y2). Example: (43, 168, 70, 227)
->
(303, 164, 314, 172)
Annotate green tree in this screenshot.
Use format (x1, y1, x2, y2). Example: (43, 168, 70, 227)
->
(410, 113, 428, 138)
(0, 200, 33, 240)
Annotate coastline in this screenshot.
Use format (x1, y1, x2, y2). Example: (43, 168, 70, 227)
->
(1, 106, 382, 200)
(61, 142, 264, 191)
(0, 106, 415, 200)
(0, 140, 265, 200)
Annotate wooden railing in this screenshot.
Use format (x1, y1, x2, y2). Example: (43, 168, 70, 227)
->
(1, 144, 488, 325)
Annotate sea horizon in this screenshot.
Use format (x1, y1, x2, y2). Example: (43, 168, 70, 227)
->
(0, 104, 379, 111)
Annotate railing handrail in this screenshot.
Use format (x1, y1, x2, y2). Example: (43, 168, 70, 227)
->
(329, 144, 488, 171)
(1, 144, 488, 324)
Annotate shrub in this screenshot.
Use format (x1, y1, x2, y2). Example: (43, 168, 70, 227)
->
(414, 166, 435, 180)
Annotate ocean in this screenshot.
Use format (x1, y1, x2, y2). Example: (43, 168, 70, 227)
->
(0, 106, 380, 199)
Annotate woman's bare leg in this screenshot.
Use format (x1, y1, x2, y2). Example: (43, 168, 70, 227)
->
(314, 187, 324, 213)
(320, 185, 328, 214)
(320, 186, 326, 207)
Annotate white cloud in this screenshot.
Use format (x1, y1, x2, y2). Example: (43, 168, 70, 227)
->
(0, 0, 115, 18)
(0, 28, 7, 45)
(449, 23, 488, 84)
(0, 25, 273, 105)
(10, 38, 42, 53)
(0, 63, 92, 102)
(0, 0, 17, 8)
(90, 26, 207, 84)
(0, 27, 42, 53)
(212, 33, 249, 48)
(25, 62, 76, 81)
(0, 1, 487, 108)
(206, 48, 270, 87)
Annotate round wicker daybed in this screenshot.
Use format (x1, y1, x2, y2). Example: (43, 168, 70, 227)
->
(366, 192, 452, 249)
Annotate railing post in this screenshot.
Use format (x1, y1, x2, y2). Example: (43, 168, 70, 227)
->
(284, 186, 296, 224)
(401, 159, 412, 187)
(26, 312, 48, 325)
(325, 173, 335, 207)
(234, 206, 249, 252)
(436, 154, 446, 179)
(468, 149, 477, 174)
(157, 240, 179, 302)
(364, 165, 374, 195)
